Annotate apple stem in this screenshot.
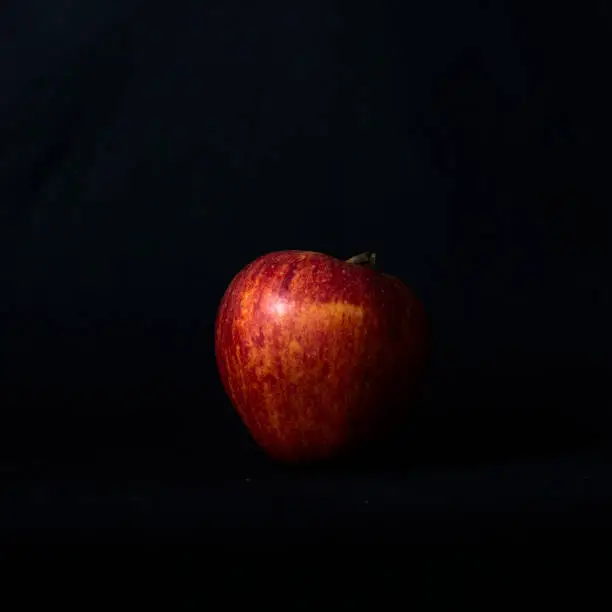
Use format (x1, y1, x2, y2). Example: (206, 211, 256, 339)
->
(346, 252, 377, 268)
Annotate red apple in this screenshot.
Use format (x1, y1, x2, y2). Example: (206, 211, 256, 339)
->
(214, 250, 430, 463)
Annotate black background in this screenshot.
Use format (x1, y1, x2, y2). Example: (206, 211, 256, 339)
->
(1, 0, 610, 542)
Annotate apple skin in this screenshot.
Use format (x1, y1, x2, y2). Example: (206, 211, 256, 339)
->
(214, 250, 430, 463)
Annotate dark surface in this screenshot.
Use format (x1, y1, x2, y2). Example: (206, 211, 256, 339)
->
(1, 0, 610, 541)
